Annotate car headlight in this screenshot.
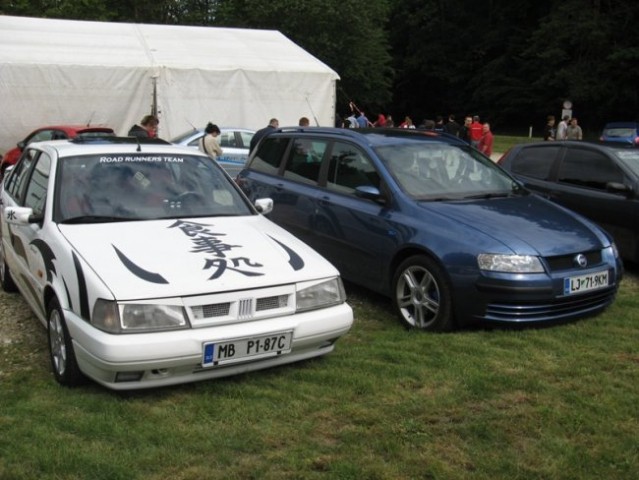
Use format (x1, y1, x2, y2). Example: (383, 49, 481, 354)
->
(477, 254, 544, 273)
(296, 277, 346, 312)
(92, 299, 190, 333)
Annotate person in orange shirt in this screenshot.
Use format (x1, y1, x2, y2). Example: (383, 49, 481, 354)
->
(469, 115, 483, 148)
(478, 122, 494, 157)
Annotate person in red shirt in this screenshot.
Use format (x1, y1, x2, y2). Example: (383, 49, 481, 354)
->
(478, 122, 494, 157)
(469, 115, 483, 147)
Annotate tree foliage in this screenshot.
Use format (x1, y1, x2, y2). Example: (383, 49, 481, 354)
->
(1, 0, 638, 131)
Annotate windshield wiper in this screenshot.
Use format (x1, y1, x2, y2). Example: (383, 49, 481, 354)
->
(60, 215, 135, 224)
(463, 192, 511, 200)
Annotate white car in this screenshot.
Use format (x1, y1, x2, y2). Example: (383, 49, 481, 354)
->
(0, 137, 352, 390)
(170, 128, 254, 177)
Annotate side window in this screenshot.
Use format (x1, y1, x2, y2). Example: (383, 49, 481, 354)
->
(511, 146, 559, 180)
(558, 149, 624, 190)
(29, 129, 57, 143)
(239, 131, 254, 149)
(5, 149, 39, 201)
(250, 137, 290, 175)
(24, 153, 51, 216)
(326, 142, 380, 194)
(282, 138, 327, 185)
(218, 131, 236, 148)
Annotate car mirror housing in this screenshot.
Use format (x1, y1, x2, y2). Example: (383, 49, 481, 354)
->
(4, 206, 38, 225)
(355, 185, 382, 201)
(255, 198, 274, 215)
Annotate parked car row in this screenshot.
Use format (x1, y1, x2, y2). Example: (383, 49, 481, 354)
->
(0, 124, 628, 391)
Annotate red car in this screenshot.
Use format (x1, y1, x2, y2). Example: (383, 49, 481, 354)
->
(1, 125, 115, 176)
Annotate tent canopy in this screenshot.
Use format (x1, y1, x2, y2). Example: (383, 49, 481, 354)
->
(0, 15, 339, 152)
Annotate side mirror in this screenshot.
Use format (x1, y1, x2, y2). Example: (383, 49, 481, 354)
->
(4, 206, 40, 225)
(254, 198, 274, 215)
(355, 185, 382, 201)
(17, 141, 26, 150)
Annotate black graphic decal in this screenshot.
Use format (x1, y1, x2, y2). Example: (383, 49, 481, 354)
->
(63, 277, 73, 312)
(169, 220, 264, 280)
(30, 239, 57, 282)
(72, 251, 90, 321)
(267, 235, 305, 271)
(113, 246, 168, 284)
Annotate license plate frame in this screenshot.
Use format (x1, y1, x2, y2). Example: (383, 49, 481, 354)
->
(563, 270, 609, 295)
(202, 331, 293, 368)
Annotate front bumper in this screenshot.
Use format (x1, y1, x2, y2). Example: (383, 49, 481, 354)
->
(65, 302, 353, 390)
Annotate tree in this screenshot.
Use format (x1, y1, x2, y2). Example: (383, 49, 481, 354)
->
(212, 0, 394, 117)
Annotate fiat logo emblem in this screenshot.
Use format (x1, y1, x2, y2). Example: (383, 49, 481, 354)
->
(574, 254, 587, 268)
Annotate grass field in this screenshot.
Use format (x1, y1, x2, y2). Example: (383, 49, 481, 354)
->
(1, 267, 638, 479)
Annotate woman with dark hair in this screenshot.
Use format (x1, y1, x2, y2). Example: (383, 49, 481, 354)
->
(199, 122, 223, 160)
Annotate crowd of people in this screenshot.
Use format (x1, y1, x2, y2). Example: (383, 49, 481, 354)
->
(543, 114, 583, 141)
(336, 110, 495, 156)
(126, 109, 500, 162)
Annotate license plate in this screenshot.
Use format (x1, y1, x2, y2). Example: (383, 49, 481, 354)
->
(202, 331, 293, 367)
(563, 270, 609, 295)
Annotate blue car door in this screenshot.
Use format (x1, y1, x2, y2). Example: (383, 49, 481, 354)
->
(311, 141, 399, 292)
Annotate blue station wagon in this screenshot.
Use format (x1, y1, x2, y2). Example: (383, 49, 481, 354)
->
(237, 128, 623, 332)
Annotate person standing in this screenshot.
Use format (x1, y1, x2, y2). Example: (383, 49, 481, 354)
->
(299, 117, 310, 127)
(443, 114, 460, 137)
(357, 111, 371, 128)
(459, 116, 472, 143)
(478, 122, 494, 157)
(250, 118, 279, 153)
(469, 116, 483, 148)
(566, 117, 583, 140)
(544, 115, 556, 141)
(199, 122, 223, 160)
(128, 115, 159, 138)
(557, 115, 569, 140)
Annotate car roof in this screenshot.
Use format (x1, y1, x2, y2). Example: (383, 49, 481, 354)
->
(269, 127, 468, 147)
(603, 122, 639, 129)
(31, 137, 208, 158)
(30, 125, 115, 133)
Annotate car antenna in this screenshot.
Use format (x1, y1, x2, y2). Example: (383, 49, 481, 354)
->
(85, 111, 95, 127)
(136, 137, 142, 152)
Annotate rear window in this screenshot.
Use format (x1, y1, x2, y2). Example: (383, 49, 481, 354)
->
(604, 127, 637, 138)
(510, 146, 559, 180)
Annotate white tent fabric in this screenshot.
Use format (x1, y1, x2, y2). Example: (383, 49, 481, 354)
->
(0, 15, 339, 152)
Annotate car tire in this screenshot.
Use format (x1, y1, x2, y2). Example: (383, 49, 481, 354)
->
(47, 297, 84, 387)
(1, 256, 18, 293)
(392, 255, 455, 332)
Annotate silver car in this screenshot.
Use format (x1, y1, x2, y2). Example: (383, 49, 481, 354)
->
(171, 128, 255, 177)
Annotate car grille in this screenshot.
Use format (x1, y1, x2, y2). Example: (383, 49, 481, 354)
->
(185, 286, 295, 327)
(545, 251, 602, 272)
(483, 287, 616, 322)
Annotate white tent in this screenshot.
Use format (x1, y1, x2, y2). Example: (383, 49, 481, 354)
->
(0, 15, 339, 152)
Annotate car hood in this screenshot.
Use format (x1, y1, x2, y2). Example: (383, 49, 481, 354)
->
(58, 216, 337, 300)
(419, 195, 609, 256)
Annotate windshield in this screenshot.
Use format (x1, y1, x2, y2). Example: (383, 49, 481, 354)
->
(54, 153, 252, 223)
(375, 142, 519, 200)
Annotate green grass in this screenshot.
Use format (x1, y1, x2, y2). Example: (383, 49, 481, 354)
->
(1, 273, 638, 480)
(493, 134, 541, 155)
